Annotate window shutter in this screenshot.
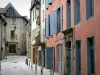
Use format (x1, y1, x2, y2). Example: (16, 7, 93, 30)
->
(74, 0, 80, 25)
(52, 12, 54, 34)
(49, 0, 52, 4)
(45, 18, 47, 37)
(46, 47, 53, 69)
(50, 13, 53, 35)
(47, 17, 49, 37)
(86, 0, 94, 19)
(60, 5, 63, 31)
(46, 0, 48, 9)
(87, 39, 91, 75)
(45, 18, 49, 37)
(54, 10, 57, 34)
(67, 2, 71, 28)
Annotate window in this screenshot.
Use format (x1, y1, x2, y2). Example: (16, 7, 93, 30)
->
(57, 8, 60, 32)
(48, 15, 50, 36)
(7, 8, 14, 17)
(86, 0, 94, 19)
(11, 30, 15, 39)
(67, 0, 71, 28)
(12, 18, 16, 25)
(74, 0, 80, 25)
(87, 37, 95, 75)
(54, 6, 63, 33)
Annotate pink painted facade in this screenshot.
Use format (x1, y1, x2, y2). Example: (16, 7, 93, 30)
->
(46, 0, 100, 75)
(73, 0, 100, 75)
(46, 0, 66, 72)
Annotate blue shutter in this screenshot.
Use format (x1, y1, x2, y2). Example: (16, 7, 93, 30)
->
(45, 17, 49, 37)
(46, 47, 53, 69)
(47, 17, 49, 37)
(86, 0, 94, 19)
(54, 10, 57, 34)
(46, 0, 48, 9)
(87, 39, 91, 75)
(49, 0, 52, 4)
(74, 0, 80, 25)
(52, 12, 54, 34)
(67, 2, 71, 28)
(60, 5, 63, 31)
(47, 15, 50, 36)
(45, 18, 47, 37)
(50, 13, 53, 35)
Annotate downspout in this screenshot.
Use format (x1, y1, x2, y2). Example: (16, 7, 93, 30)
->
(72, 0, 76, 74)
(0, 22, 3, 60)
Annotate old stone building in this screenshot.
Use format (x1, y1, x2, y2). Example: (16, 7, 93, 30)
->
(0, 3, 28, 55)
(0, 13, 7, 59)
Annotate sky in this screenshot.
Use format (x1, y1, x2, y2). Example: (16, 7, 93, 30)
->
(0, 0, 31, 18)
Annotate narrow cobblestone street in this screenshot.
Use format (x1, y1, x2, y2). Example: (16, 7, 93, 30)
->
(1, 56, 34, 75)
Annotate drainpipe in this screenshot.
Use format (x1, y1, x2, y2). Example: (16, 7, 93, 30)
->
(72, 0, 76, 74)
(0, 22, 3, 60)
(0, 21, 3, 74)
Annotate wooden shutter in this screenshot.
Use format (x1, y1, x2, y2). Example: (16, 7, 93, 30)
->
(67, 2, 71, 28)
(54, 10, 57, 34)
(87, 38, 91, 75)
(50, 13, 53, 35)
(46, 0, 48, 9)
(49, 0, 52, 4)
(45, 18, 49, 37)
(74, 0, 80, 25)
(60, 5, 63, 31)
(86, 0, 94, 19)
(46, 47, 53, 69)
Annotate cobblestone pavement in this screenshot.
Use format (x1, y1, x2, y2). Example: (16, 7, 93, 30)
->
(0, 55, 59, 75)
(1, 55, 34, 75)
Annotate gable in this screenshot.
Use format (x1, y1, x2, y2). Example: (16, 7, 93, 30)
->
(5, 3, 21, 17)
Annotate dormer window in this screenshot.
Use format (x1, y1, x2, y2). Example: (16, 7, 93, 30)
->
(6, 8, 14, 17)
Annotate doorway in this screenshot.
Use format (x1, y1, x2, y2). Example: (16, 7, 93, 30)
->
(76, 40, 81, 75)
(66, 41, 72, 74)
(9, 44, 16, 53)
(58, 45, 62, 73)
(87, 37, 95, 75)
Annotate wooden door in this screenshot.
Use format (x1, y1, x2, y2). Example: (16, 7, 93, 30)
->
(9, 44, 16, 53)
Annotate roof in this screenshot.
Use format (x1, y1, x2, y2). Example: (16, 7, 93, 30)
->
(0, 3, 21, 17)
(30, 1, 40, 11)
(0, 3, 28, 23)
(0, 8, 5, 14)
(5, 3, 21, 17)
(22, 16, 29, 23)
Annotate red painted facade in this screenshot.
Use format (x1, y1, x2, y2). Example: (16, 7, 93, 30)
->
(46, 0, 100, 75)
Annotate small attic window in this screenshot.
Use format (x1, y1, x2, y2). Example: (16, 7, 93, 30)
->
(6, 8, 14, 17)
